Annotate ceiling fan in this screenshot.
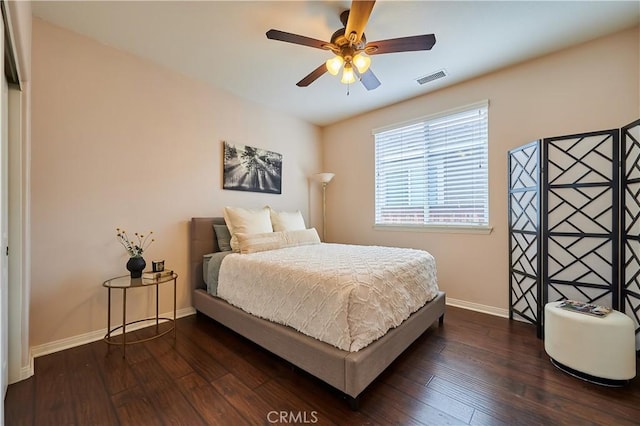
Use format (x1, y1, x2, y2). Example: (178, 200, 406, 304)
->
(266, 0, 436, 91)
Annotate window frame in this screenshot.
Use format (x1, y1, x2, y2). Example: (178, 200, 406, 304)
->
(372, 100, 492, 234)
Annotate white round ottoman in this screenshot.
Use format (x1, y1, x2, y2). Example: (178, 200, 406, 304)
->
(544, 301, 636, 385)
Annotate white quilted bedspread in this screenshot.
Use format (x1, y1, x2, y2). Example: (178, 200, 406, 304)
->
(216, 243, 438, 352)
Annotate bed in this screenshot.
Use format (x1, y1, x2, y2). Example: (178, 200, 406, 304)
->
(189, 217, 446, 408)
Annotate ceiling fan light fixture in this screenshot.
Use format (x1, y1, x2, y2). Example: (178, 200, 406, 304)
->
(266, 1, 436, 90)
(325, 55, 344, 75)
(341, 63, 356, 84)
(353, 53, 371, 74)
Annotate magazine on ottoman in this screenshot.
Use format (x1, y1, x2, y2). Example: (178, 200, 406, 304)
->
(558, 300, 612, 318)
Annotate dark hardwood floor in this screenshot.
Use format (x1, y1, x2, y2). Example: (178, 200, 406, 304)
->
(5, 306, 640, 425)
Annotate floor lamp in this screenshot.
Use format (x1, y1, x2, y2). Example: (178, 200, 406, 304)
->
(314, 173, 335, 242)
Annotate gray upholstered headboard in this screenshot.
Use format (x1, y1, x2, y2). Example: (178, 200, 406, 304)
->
(190, 217, 225, 292)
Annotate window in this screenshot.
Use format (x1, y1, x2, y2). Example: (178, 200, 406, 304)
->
(374, 101, 489, 230)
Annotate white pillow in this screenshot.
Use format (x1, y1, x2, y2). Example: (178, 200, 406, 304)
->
(270, 208, 306, 232)
(223, 206, 273, 252)
(236, 228, 321, 254)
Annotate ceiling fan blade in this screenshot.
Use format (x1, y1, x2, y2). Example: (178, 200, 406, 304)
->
(266, 29, 329, 50)
(366, 34, 436, 55)
(356, 68, 381, 91)
(297, 64, 328, 87)
(345, 0, 376, 44)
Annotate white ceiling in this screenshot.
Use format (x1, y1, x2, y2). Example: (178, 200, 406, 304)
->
(31, 1, 640, 127)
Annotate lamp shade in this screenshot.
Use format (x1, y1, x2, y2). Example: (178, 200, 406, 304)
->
(314, 172, 335, 184)
(353, 53, 371, 74)
(340, 64, 356, 84)
(326, 56, 344, 76)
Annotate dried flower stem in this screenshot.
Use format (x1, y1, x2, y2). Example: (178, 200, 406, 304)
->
(116, 228, 154, 257)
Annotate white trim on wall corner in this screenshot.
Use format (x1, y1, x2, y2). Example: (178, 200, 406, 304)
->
(446, 298, 509, 318)
(15, 355, 32, 383)
(29, 307, 196, 362)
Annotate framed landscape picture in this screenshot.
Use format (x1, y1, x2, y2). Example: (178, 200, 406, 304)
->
(223, 142, 282, 194)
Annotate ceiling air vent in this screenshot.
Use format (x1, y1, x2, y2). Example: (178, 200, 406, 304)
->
(416, 69, 447, 85)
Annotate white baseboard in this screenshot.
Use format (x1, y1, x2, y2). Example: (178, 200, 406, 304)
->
(17, 356, 33, 383)
(446, 297, 509, 318)
(30, 307, 196, 361)
(21, 301, 507, 380)
(8, 350, 34, 384)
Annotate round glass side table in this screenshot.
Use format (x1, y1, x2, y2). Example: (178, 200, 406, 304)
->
(102, 272, 177, 357)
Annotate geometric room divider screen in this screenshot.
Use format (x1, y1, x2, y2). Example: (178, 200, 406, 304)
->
(543, 129, 619, 312)
(622, 119, 640, 349)
(509, 120, 640, 349)
(508, 141, 542, 337)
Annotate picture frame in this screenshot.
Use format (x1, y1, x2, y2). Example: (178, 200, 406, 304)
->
(223, 142, 282, 194)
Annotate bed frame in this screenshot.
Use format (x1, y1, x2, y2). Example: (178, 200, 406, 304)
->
(189, 217, 446, 408)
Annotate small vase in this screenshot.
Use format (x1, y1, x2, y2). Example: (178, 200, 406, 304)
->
(126, 256, 146, 278)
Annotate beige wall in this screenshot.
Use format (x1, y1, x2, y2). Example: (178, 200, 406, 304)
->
(28, 17, 640, 349)
(30, 19, 322, 348)
(322, 26, 640, 312)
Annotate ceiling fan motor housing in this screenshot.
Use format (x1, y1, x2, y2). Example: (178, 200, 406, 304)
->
(330, 27, 366, 63)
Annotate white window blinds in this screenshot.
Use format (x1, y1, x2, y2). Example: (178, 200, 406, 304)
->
(374, 101, 489, 227)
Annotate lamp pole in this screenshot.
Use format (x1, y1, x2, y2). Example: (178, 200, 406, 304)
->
(313, 172, 335, 243)
(322, 181, 328, 242)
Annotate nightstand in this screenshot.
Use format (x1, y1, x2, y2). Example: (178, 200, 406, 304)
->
(103, 272, 177, 357)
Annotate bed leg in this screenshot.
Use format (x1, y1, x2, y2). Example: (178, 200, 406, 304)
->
(438, 313, 444, 326)
(347, 395, 361, 411)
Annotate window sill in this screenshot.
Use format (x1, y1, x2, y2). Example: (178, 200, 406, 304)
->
(373, 224, 493, 235)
